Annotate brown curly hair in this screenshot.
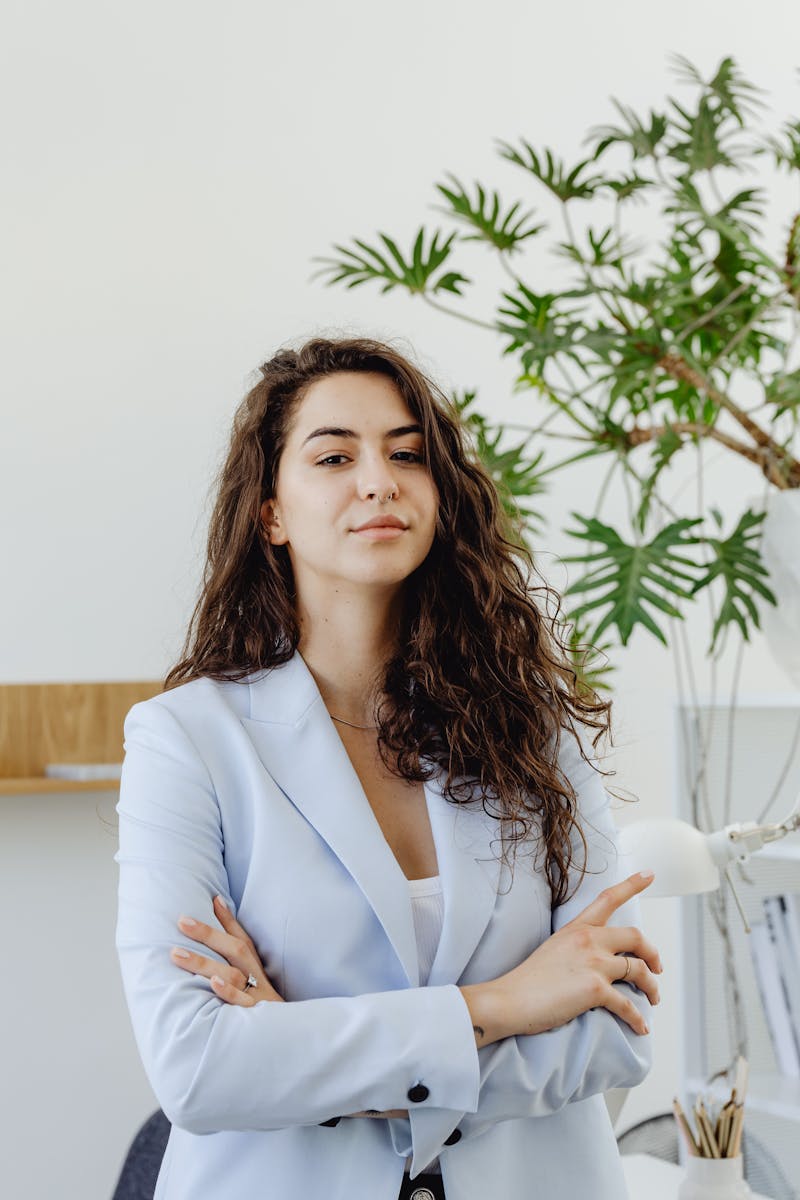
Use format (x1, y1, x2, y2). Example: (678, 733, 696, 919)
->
(165, 335, 614, 905)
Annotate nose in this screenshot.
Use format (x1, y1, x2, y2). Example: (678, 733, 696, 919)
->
(357, 453, 398, 502)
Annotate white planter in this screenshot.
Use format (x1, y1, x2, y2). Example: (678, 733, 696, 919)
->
(760, 490, 800, 687)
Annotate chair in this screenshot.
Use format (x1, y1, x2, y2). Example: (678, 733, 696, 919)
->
(616, 1112, 797, 1200)
(111, 1110, 170, 1200)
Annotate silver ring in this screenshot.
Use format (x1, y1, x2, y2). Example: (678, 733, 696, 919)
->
(243, 973, 258, 991)
(378, 489, 396, 504)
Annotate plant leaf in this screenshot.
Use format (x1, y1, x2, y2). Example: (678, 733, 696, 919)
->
(563, 516, 703, 645)
(311, 228, 470, 296)
(496, 283, 588, 374)
(690, 509, 778, 650)
(563, 613, 616, 696)
(636, 424, 683, 531)
(452, 390, 547, 534)
(588, 100, 668, 160)
(496, 141, 604, 201)
(433, 173, 545, 253)
(765, 368, 800, 413)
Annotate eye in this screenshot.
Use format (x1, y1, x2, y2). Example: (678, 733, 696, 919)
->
(391, 450, 424, 463)
(316, 454, 350, 466)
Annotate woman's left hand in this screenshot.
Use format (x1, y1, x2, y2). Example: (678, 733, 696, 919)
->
(171, 894, 284, 1007)
(172, 897, 407, 1120)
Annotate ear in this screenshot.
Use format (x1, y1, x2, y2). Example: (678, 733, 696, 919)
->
(260, 498, 289, 546)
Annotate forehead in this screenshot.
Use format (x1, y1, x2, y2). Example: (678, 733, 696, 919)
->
(287, 371, 417, 439)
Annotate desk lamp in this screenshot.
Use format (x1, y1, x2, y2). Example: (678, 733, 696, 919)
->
(617, 804, 800, 917)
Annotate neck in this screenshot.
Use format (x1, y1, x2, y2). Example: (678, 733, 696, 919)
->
(296, 586, 404, 725)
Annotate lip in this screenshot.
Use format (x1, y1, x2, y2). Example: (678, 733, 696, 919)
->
(352, 515, 408, 532)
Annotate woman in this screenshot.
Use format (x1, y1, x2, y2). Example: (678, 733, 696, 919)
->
(116, 336, 661, 1200)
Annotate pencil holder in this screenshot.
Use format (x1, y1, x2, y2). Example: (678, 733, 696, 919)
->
(677, 1155, 752, 1199)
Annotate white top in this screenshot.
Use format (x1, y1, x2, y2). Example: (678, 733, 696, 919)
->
(408, 873, 445, 987)
(405, 874, 445, 1176)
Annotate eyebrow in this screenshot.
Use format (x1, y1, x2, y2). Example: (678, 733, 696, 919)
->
(301, 423, 423, 446)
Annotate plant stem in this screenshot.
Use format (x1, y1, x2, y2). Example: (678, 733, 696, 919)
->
(647, 350, 800, 486)
(536, 446, 612, 477)
(674, 281, 751, 342)
(497, 251, 526, 291)
(421, 295, 498, 331)
(620, 420, 774, 467)
(561, 204, 633, 332)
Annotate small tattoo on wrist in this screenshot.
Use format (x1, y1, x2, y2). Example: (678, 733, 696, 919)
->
(473, 1025, 485, 1041)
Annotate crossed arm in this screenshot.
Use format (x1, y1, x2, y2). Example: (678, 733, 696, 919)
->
(118, 699, 660, 1168)
(171, 844, 660, 1149)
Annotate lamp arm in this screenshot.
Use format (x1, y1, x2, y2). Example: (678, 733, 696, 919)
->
(718, 801, 800, 862)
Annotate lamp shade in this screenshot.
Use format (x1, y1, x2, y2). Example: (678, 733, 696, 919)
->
(616, 819, 720, 896)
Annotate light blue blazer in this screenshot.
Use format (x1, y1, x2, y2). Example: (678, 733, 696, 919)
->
(116, 651, 651, 1200)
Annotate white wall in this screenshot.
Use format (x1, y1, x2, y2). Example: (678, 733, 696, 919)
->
(3, 3, 799, 1196)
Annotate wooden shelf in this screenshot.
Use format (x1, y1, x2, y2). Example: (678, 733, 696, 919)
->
(0, 680, 162, 796)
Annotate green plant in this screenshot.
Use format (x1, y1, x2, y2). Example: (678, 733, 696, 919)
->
(314, 56, 800, 673)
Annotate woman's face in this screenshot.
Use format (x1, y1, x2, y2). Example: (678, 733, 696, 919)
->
(261, 371, 439, 600)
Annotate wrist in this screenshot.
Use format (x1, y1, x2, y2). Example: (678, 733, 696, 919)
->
(459, 981, 508, 1047)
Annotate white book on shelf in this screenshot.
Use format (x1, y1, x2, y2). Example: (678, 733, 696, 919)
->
(764, 895, 800, 1061)
(43, 763, 122, 781)
(748, 919, 800, 1077)
(782, 893, 800, 964)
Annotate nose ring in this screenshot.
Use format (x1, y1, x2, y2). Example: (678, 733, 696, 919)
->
(377, 489, 396, 504)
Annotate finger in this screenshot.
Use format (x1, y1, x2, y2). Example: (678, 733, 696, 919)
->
(594, 983, 650, 1036)
(210, 973, 257, 1008)
(600, 926, 664, 974)
(213, 895, 258, 952)
(569, 871, 655, 928)
(171, 946, 247, 990)
(613, 955, 660, 1006)
(177, 914, 261, 980)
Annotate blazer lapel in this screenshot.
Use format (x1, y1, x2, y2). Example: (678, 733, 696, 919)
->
(423, 774, 500, 987)
(241, 653, 421, 985)
(241, 651, 501, 989)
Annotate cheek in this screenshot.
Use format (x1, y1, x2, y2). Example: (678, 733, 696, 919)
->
(422, 478, 440, 524)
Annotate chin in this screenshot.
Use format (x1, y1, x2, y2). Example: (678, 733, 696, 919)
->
(352, 559, 424, 589)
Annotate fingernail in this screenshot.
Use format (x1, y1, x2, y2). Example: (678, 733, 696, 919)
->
(639, 870, 655, 881)
(211, 975, 225, 987)
(178, 915, 196, 928)
(214, 895, 228, 910)
(172, 947, 191, 959)
(642, 1023, 650, 1034)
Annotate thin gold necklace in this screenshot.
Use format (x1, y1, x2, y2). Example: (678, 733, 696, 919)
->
(330, 713, 378, 731)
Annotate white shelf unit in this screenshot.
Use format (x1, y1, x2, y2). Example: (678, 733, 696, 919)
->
(675, 699, 800, 1197)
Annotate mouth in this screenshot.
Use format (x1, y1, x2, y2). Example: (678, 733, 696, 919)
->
(352, 516, 408, 532)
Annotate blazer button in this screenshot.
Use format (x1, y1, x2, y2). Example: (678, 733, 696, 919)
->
(406, 1083, 429, 1103)
(444, 1128, 462, 1145)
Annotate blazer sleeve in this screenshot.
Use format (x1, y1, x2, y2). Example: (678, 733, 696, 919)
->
(115, 697, 481, 1135)
(408, 725, 653, 1167)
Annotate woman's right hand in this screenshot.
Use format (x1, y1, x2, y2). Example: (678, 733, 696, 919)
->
(459, 871, 662, 1048)
(171, 894, 285, 1007)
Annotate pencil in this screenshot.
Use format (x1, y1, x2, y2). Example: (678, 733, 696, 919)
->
(734, 1057, 749, 1107)
(693, 1104, 712, 1158)
(730, 1104, 745, 1158)
(672, 1097, 699, 1156)
(717, 1101, 734, 1156)
(696, 1100, 721, 1158)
